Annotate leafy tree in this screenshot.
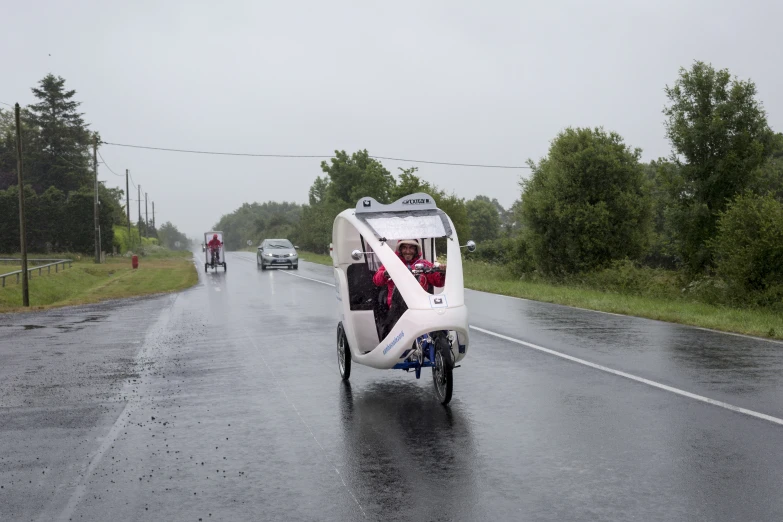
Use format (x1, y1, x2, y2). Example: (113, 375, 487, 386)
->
(0, 185, 22, 251)
(389, 167, 432, 200)
(0, 184, 114, 254)
(0, 108, 17, 190)
(0, 76, 126, 254)
(294, 201, 343, 254)
(642, 159, 682, 268)
(750, 157, 783, 201)
(663, 61, 776, 271)
(295, 150, 396, 253)
(473, 195, 510, 231)
(321, 149, 395, 205)
(508, 199, 524, 234)
(466, 196, 501, 243)
(213, 201, 302, 250)
(748, 133, 783, 201)
(100, 186, 127, 225)
(27, 186, 66, 251)
(60, 186, 114, 254)
(157, 222, 190, 250)
(521, 127, 652, 276)
(435, 192, 470, 249)
(294, 162, 472, 254)
(308, 176, 330, 205)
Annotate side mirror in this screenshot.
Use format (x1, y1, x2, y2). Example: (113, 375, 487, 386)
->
(351, 249, 363, 261)
(294, 246, 299, 250)
(460, 240, 476, 252)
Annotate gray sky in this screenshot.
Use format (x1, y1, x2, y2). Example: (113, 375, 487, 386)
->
(4, 0, 782, 238)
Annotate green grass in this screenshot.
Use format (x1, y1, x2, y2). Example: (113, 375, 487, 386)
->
(0, 250, 197, 312)
(463, 261, 783, 340)
(297, 251, 332, 266)
(293, 253, 782, 339)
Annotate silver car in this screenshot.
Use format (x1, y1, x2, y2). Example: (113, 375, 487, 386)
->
(257, 239, 299, 270)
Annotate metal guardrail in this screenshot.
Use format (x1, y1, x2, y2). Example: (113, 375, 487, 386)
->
(0, 259, 73, 287)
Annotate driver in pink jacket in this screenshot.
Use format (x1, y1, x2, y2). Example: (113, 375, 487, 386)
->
(373, 239, 446, 304)
(373, 239, 446, 336)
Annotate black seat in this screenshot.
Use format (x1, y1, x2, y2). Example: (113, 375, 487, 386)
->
(347, 264, 376, 311)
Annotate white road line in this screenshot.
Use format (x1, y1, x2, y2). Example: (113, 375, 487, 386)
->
(272, 266, 783, 427)
(279, 270, 336, 287)
(470, 325, 783, 427)
(470, 289, 783, 346)
(245, 334, 366, 518)
(51, 303, 176, 522)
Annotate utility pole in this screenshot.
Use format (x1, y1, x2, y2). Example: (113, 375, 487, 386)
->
(126, 169, 131, 252)
(15, 104, 29, 307)
(152, 201, 155, 230)
(93, 135, 101, 263)
(145, 192, 149, 239)
(138, 184, 142, 238)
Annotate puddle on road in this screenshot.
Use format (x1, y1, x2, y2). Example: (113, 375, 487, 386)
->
(0, 315, 107, 334)
(0, 324, 46, 330)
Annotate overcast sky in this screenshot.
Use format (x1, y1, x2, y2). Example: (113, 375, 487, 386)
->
(3, 0, 782, 238)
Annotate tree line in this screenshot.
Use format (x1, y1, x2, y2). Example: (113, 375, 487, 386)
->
(0, 74, 189, 254)
(213, 155, 516, 253)
(216, 61, 783, 309)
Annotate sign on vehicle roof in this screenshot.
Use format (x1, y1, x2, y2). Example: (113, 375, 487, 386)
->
(353, 193, 452, 240)
(355, 193, 439, 214)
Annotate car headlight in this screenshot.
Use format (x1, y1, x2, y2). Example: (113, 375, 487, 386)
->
(287, 253, 297, 257)
(264, 253, 273, 257)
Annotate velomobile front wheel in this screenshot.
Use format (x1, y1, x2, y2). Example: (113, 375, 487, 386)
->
(432, 350, 453, 404)
(337, 322, 351, 381)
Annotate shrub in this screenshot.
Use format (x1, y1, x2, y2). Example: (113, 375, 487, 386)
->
(468, 236, 534, 275)
(710, 192, 783, 306)
(520, 127, 652, 276)
(572, 259, 681, 299)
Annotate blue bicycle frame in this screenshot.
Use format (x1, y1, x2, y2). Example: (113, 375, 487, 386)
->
(392, 332, 445, 379)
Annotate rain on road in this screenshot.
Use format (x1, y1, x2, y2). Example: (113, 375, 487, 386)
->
(1, 252, 782, 521)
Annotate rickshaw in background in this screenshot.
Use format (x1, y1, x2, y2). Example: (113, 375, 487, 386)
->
(332, 193, 475, 404)
(204, 231, 227, 272)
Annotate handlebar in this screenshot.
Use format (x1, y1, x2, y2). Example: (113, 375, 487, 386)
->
(410, 263, 446, 276)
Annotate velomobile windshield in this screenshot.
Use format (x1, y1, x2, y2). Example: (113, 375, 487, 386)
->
(356, 209, 452, 240)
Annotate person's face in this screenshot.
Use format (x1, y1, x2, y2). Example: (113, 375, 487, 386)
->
(400, 244, 417, 262)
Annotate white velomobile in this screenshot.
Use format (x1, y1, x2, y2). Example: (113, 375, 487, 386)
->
(204, 231, 227, 272)
(332, 193, 476, 404)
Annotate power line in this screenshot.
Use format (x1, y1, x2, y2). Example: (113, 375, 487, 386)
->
(96, 150, 124, 177)
(371, 155, 530, 169)
(0, 100, 13, 107)
(97, 148, 139, 190)
(103, 141, 324, 158)
(101, 140, 531, 169)
(54, 153, 88, 170)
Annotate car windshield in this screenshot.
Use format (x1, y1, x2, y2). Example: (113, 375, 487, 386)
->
(266, 240, 293, 249)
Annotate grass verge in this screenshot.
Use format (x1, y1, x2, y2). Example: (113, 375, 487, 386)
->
(297, 251, 332, 266)
(0, 251, 198, 313)
(463, 261, 783, 340)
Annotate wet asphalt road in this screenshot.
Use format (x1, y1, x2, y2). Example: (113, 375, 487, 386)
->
(1, 251, 782, 521)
